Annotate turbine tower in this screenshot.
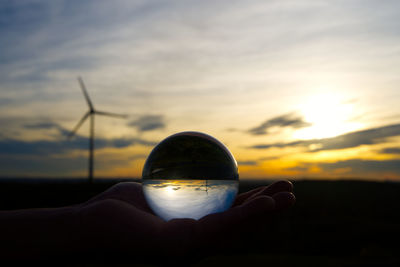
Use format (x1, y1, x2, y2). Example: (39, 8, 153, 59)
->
(69, 77, 127, 183)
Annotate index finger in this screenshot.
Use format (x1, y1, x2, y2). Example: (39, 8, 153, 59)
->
(234, 180, 293, 206)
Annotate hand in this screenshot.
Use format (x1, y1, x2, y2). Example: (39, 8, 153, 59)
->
(78, 180, 295, 262)
(0, 180, 295, 263)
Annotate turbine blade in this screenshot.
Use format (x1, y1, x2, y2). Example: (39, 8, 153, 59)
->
(95, 110, 128, 119)
(77, 77, 94, 110)
(68, 111, 90, 138)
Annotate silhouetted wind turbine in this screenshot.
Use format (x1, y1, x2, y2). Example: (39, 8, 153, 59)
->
(68, 77, 127, 183)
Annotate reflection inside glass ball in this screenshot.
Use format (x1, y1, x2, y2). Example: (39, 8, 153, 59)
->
(142, 132, 239, 221)
(143, 179, 238, 221)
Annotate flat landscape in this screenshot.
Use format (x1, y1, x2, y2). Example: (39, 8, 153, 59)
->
(1, 178, 399, 266)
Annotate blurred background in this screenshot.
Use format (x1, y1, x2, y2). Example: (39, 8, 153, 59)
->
(1, 0, 399, 180)
(1, 0, 400, 265)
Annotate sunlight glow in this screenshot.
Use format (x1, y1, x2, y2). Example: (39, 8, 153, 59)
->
(294, 92, 361, 140)
(165, 185, 178, 195)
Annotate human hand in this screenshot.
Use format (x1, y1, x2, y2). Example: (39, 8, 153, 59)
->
(77, 180, 295, 262)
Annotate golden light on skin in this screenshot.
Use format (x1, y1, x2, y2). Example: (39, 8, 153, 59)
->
(293, 92, 363, 140)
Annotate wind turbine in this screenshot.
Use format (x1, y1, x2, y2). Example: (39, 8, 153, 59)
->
(68, 77, 127, 183)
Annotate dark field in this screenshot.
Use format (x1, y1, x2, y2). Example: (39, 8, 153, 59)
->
(1, 178, 399, 266)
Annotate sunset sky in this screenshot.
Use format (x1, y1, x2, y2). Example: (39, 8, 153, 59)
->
(1, 0, 399, 180)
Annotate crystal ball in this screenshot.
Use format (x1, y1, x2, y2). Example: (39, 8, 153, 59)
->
(142, 131, 239, 221)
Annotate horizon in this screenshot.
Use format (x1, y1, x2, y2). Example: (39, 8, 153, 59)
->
(0, 176, 398, 184)
(1, 0, 399, 181)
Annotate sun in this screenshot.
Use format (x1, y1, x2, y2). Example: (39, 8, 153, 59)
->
(293, 92, 361, 140)
(165, 185, 177, 195)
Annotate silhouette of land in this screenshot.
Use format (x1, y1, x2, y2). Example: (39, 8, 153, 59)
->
(0, 178, 399, 266)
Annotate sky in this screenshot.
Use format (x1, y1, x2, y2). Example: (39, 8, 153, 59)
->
(1, 0, 400, 180)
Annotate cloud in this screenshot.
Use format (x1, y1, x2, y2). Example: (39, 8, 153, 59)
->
(317, 159, 400, 175)
(0, 120, 157, 156)
(0, 118, 155, 177)
(250, 141, 304, 150)
(237, 160, 258, 166)
(0, 154, 88, 177)
(0, 97, 14, 106)
(284, 159, 400, 178)
(128, 154, 148, 161)
(0, 150, 147, 177)
(249, 123, 400, 152)
(1, 1, 400, 179)
(248, 113, 310, 135)
(259, 156, 281, 161)
(0, 135, 156, 157)
(380, 147, 400, 155)
(107, 137, 157, 148)
(128, 115, 166, 132)
(285, 165, 309, 172)
(24, 122, 61, 129)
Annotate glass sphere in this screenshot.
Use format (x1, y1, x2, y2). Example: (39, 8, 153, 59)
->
(142, 131, 239, 221)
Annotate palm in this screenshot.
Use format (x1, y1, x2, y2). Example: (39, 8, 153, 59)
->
(78, 181, 295, 261)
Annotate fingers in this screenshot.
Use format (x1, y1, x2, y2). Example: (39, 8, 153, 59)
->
(233, 186, 266, 206)
(234, 180, 293, 206)
(157, 190, 296, 258)
(197, 189, 295, 237)
(190, 195, 275, 255)
(84, 182, 154, 213)
(272, 191, 296, 211)
(79, 198, 164, 254)
(239, 195, 277, 217)
(198, 195, 276, 235)
(85, 182, 139, 203)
